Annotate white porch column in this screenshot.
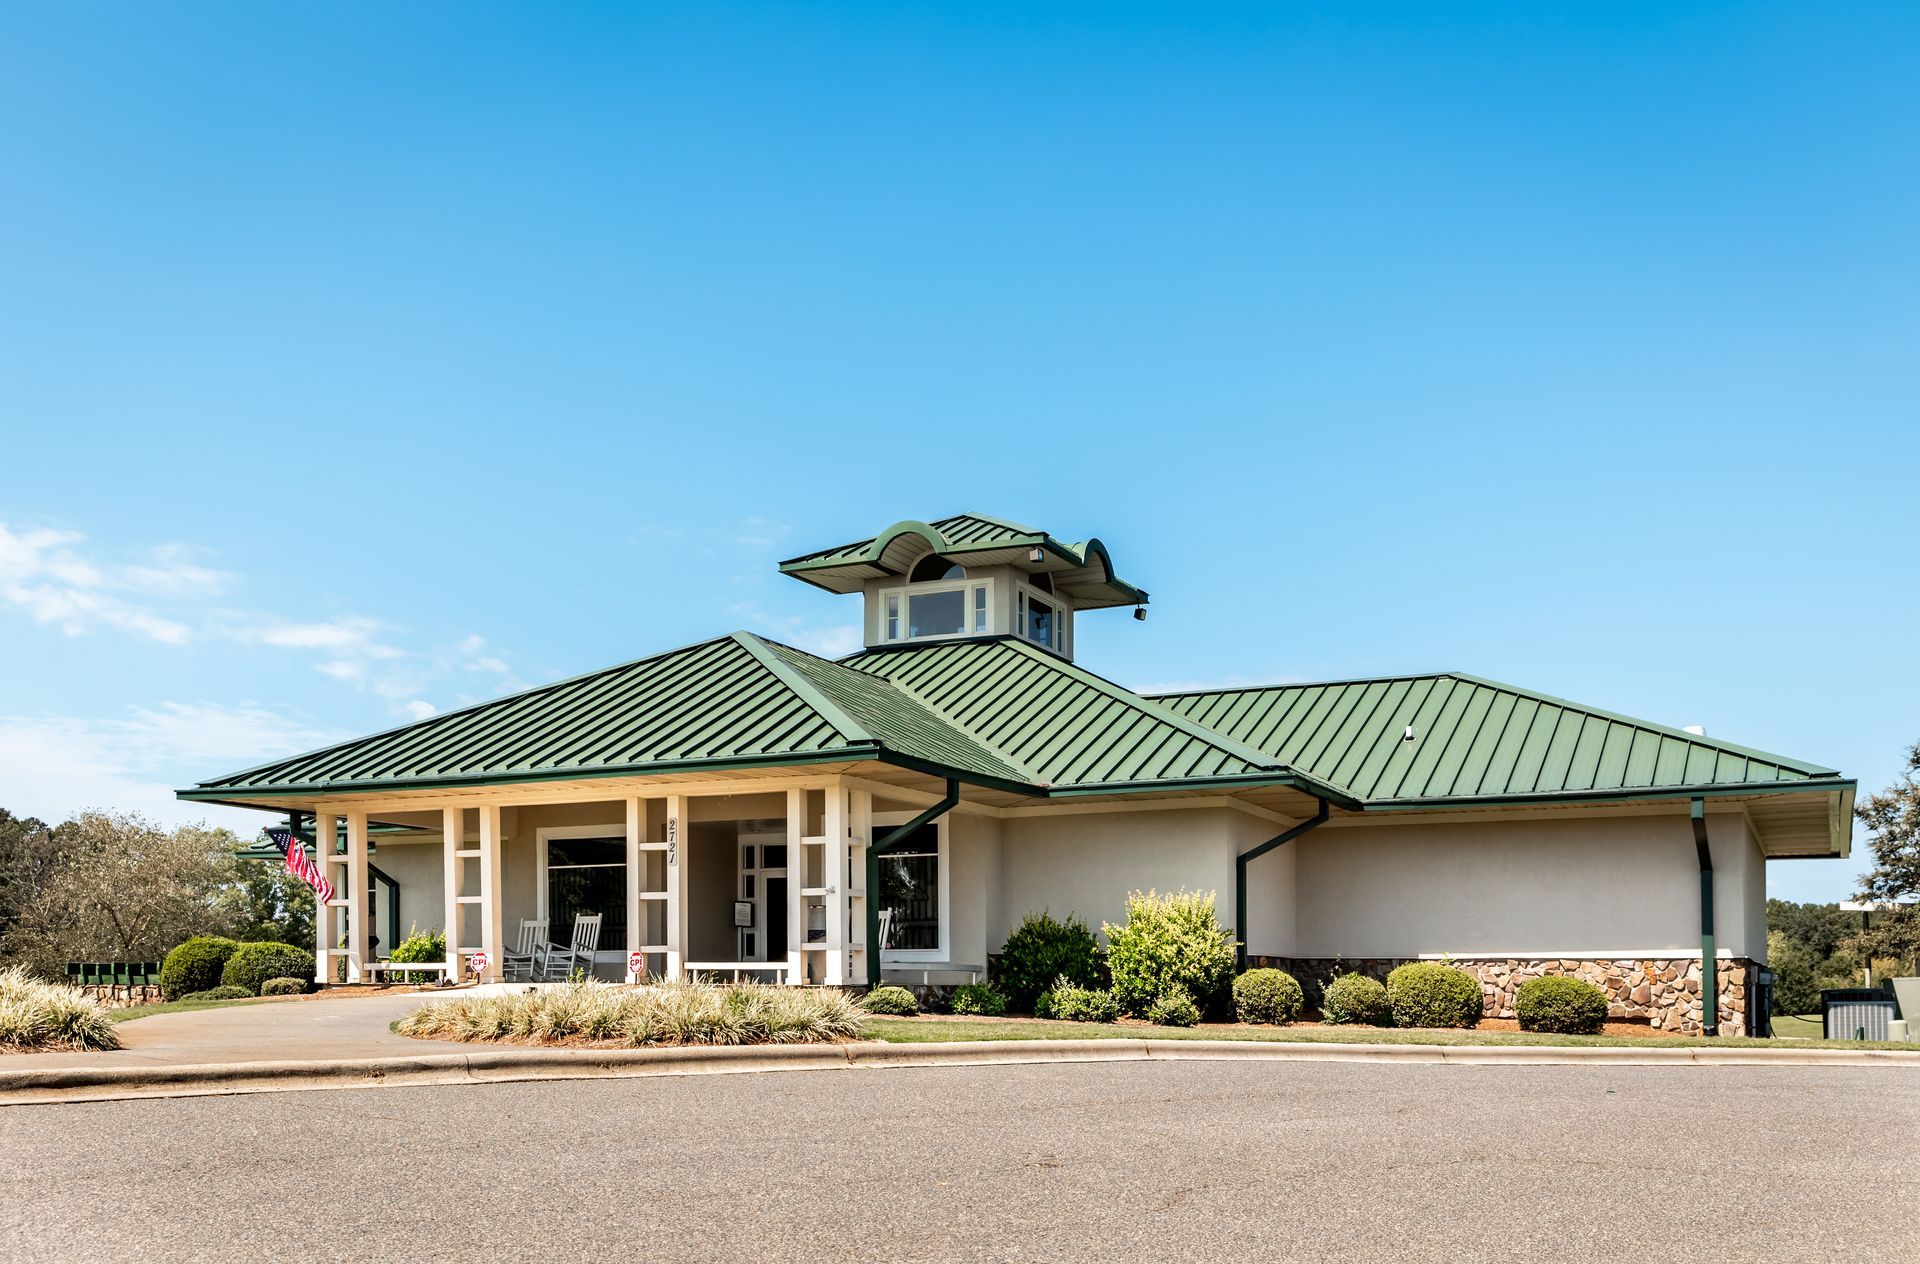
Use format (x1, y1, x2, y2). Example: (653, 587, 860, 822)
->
(823, 782, 848, 984)
(441, 807, 462, 979)
(624, 797, 642, 982)
(664, 794, 686, 981)
(313, 811, 337, 986)
(785, 787, 805, 985)
(478, 803, 505, 983)
(344, 810, 370, 983)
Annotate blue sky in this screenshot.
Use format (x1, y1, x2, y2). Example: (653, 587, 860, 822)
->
(1, 3, 1913, 901)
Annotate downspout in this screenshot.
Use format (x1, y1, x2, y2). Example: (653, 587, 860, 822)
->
(865, 778, 961, 987)
(1691, 797, 1718, 1037)
(1236, 798, 1330, 972)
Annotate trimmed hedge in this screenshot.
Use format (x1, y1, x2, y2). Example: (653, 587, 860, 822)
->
(992, 911, 1103, 1011)
(1102, 889, 1236, 1017)
(261, 977, 308, 997)
(1145, 985, 1200, 1028)
(950, 982, 1008, 1017)
(1321, 973, 1392, 1026)
(1386, 962, 1484, 1028)
(1232, 968, 1303, 1024)
(222, 942, 317, 996)
(1515, 976, 1611, 1035)
(862, 985, 919, 1016)
(159, 936, 240, 1001)
(180, 985, 252, 1002)
(1040, 977, 1120, 1023)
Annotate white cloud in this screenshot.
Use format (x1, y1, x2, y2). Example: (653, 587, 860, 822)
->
(402, 699, 438, 721)
(0, 522, 204, 644)
(787, 624, 863, 658)
(0, 702, 349, 833)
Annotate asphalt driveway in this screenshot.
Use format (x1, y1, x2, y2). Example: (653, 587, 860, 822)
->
(19, 991, 447, 1069)
(3, 1060, 1915, 1263)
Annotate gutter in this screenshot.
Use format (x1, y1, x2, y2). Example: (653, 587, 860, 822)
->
(1235, 798, 1331, 971)
(1691, 797, 1718, 1037)
(865, 777, 961, 987)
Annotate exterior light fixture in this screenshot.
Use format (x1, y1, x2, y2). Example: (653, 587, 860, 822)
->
(1133, 606, 1146, 621)
(1403, 725, 1416, 742)
(1029, 547, 1045, 563)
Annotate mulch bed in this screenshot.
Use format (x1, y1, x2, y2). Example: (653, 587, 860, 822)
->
(900, 1010, 1690, 1040)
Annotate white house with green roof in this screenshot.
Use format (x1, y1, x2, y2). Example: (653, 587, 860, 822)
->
(182, 513, 1854, 1035)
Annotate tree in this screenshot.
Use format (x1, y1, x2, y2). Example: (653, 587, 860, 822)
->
(1852, 740, 1920, 976)
(217, 845, 316, 949)
(0, 811, 242, 978)
(0, 808, 65, 944)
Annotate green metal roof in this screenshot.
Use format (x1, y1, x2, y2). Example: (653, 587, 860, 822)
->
(1150, 673, 1844, 806)
(778, 513, 1147, 609)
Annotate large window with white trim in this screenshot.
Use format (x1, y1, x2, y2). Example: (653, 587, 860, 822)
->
(876, 820, 945, 957)
(879, 576, 991, 644)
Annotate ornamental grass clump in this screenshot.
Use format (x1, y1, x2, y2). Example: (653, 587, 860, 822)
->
(1515, 976, 1611, 1035)
(395, 980, 867, 1047)
(0, 966, 121, 1052)
(992, 911, 1104, 1012)
(1385, 962, 1484, 1028)
(1102, 889, 1236, 1017)
(1232, 968, 1303, 1024)
(1320, 973, 1392, 1026)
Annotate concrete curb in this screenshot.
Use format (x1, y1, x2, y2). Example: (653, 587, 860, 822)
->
(4, 1037, 1915, 1106)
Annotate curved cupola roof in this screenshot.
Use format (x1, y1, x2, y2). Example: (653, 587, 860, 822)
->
(778, 512, 1147, 610)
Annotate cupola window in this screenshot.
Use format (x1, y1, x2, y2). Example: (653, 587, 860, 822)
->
(878, 559, 990, 644)
(909, 555, 966, 583)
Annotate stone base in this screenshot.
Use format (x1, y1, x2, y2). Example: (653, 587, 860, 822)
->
(1251, 955, 1757, 1036)
(74, 983, 167, 1009)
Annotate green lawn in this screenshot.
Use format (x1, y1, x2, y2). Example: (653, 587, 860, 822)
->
(112, 995, 297, 1023)
(1768, 1014, 1822, 1039)
(864, 1015, 1920, 1052)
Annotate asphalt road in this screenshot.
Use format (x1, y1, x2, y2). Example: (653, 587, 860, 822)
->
(2, 1061, 1914, 1263)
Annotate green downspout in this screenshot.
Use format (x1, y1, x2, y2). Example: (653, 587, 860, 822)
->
(865, 778, 961, 987)
(1691, 798, 1718, 1037)
(1236, 798, 1330, 972)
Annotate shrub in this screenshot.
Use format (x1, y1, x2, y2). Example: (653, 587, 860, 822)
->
(260, 977, 308, 997)
(993, 911, 1103, 1011)
(222, 942, 317, 996)
(1386, 962, 1484, 1028)
(160, 936, 240, 1001)
(1102, 889, 1236, 1017)
(1233, 968, 1303, 1024)
(0, 966, 121, 1052)
(1515, 976, 1611, 1035)
(388, 926, 447, 986)
(861, 985, 919, 1016)
(1046, 977, 1120, 1023)
(1321, 973, 1392, 1026)
(396, 980, 866, 1046)
(180, 985, 253, 1001)
(950, 982, 1008, 1016)
(1145, 985, 1201, 1028)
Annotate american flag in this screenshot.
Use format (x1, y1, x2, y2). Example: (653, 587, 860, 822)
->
(265, 826, 336, 905)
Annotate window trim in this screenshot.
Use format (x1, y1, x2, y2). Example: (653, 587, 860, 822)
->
(536, 822, 628, 966)
(876, 577, 992, 645)
(872, 811, 948, 962)
(1013, 579, 1067, 653)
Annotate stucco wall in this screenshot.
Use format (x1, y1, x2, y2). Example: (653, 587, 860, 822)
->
(1291, 809, 1764, 959)
(945, 812, 1002, 966)
(995, 808, 1245, 950)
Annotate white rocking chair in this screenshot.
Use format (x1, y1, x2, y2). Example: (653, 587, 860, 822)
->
(540, 913, 603, 981)
(877, 908, 894, 951)
(501, 918, 548, 982)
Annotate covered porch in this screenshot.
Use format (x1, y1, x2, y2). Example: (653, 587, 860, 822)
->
(298, 773, 978, 989)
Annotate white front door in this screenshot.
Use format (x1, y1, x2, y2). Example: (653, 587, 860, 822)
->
(736, 831, 789, 963)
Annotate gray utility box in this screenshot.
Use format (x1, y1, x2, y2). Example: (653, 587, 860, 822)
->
(1822, 989, 1895, 1041)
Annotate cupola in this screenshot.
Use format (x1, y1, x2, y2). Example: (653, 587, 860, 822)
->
(777, 513, 1147, 661)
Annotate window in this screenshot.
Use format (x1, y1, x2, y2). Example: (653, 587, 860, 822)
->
(876, 822, 942, 954)
(1015, 583, 1064, 651)
(909, 555, 966, 583)
(542, 836, 627, 952)
(877, 578, 991, 644)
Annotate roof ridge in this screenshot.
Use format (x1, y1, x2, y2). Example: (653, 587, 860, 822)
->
(194, 631, 755, 790)
(729, 632, 881, 750)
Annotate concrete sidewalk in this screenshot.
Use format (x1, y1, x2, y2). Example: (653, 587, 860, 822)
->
(20, 992, 450, 1070)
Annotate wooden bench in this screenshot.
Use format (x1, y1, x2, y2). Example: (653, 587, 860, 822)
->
(360, 961, 453, 983)
(882, 963, 986, 986)
(683, 961, 792, 983)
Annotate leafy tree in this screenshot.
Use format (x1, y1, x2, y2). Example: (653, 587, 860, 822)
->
(0, 811, 242, 978)
(0, 808, 65, 944)
(1765, 899, 1858, 963)
(217, 843, 316, 950)
(1852, 740, 1920, 976)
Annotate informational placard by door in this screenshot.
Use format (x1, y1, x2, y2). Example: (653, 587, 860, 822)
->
(628, 950, 646, 979)
(469, 951, 488, 977)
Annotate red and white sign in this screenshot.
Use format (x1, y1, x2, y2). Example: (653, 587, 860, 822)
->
(468, 951, 489, 977)
(627, 950, 647, 979)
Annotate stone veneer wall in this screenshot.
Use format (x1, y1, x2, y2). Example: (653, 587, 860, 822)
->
(1251, 955, 1757, 1035)
(73, 983, 167, 1009)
